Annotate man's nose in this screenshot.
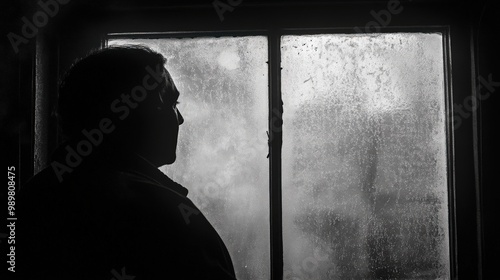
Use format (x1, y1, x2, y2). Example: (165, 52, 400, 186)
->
(177, 110, 184, 125)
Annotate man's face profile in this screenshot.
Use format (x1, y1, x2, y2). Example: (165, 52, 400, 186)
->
(143, 67, 184, 166)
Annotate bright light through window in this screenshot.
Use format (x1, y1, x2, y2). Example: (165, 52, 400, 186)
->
(281, 33, 449, 279)
(109, 36, 270, 280)
(109, 32, 450, 280)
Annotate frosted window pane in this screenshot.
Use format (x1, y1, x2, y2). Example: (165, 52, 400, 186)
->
(109, 37, 269, 280)
(282, 34, 449, 279)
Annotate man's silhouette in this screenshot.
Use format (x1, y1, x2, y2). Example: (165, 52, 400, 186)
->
(17, 46, 237, 279)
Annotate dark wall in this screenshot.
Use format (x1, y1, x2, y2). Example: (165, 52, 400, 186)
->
(474, 0, 500, 278)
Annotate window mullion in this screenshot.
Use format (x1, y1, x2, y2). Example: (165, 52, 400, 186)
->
(269, 32, 284, 280)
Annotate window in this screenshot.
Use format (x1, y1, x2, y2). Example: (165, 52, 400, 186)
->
(108, 32, 450, 280)
(282, 33, 449, 279)
(109, 36, 270, 280)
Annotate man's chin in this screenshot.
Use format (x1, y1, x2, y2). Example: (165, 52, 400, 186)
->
(163, 153, 176, 165)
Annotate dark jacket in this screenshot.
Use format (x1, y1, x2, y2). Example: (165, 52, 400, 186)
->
(17, 147, 236, 280)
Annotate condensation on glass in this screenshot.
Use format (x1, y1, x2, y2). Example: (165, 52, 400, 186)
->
(281, 33, 449, 279)
(109, 37, 270, 280)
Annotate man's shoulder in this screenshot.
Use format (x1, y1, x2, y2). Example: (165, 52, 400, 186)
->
(20, 156, 196, 226)
(21, 160, 185, 207)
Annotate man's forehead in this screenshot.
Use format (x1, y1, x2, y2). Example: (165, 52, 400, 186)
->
(162, 68, 180, 99)
(163, 67, 172, 80)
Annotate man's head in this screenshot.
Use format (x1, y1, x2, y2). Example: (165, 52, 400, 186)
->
(57, 45, 183, 166)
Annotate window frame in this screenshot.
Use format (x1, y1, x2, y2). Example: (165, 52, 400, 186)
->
(104, 26, 461, 280)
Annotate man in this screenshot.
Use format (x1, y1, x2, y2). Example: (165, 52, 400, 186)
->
(17, 46, 237, 279)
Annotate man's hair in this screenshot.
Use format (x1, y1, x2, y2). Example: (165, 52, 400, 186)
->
(57, 45, 167, 140)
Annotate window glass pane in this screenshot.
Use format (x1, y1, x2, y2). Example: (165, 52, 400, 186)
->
(109, 36, 269, 280)
(282, 33, 449, 279)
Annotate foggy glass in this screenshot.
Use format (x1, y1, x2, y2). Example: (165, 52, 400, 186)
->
(109, 37, 270, 280)
(281, 33, 449, 279)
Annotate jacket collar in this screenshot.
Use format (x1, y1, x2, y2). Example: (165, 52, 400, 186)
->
(121, 152, 189, 197)
(50, 142, 189, 197)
